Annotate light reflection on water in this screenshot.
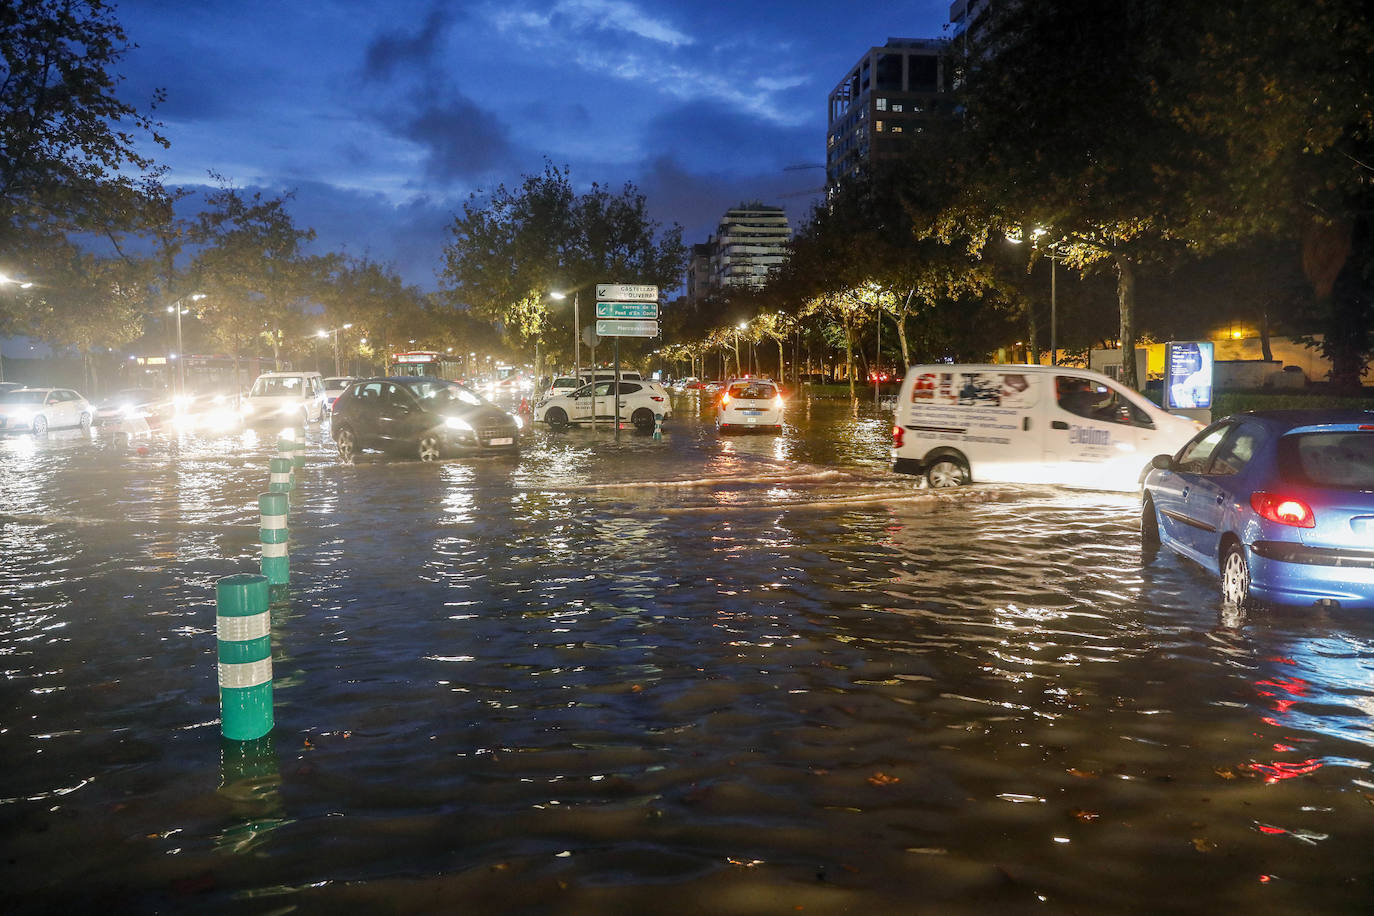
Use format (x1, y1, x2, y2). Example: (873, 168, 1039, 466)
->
(2, 398, 1374, 911)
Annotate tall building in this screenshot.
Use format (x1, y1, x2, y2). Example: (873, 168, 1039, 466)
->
(826, 37, 953, 189)
(687, 204, 792, 307)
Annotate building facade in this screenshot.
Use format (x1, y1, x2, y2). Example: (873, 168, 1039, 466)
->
(826, 37, 954, 189)
(687, 204, 792, 306)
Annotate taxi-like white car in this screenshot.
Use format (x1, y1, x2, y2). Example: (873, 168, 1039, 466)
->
(535, 379, 669, 431)
(716, 378, 784, 433)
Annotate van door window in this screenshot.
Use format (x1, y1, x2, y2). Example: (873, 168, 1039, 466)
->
(1055, 376, 1152, 428)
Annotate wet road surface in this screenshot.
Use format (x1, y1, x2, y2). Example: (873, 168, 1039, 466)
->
(3, 394, 1374, 913)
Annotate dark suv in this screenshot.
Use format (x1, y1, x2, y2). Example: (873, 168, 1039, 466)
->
(330, 376, 521, 462)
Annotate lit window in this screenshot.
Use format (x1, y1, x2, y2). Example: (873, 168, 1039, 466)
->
(876, 98, 888, 111)
(892, 103, 903, 112)
(890, 125, 902, 133)
(875, 120, 884, 132)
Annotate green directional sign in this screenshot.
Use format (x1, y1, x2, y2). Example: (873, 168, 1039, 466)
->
(596, 319, 659, 338)
(595, 301, 659, 319)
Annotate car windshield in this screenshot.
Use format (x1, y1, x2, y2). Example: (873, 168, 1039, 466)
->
(250, 377, 305, 396)
(410, 379, 485, 407)
(552, 377, 578, 388)
(1277, 431, 1374, 490)
(323, 378, 351, 389)
(0, 391, 46, 405)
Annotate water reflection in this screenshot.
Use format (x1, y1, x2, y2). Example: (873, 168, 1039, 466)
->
(5, 399, 1374, 911)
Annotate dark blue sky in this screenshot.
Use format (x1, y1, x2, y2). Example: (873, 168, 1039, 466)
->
(117, 0, 953, 289)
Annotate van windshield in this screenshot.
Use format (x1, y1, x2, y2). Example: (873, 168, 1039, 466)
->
(250, 376, 305, 397)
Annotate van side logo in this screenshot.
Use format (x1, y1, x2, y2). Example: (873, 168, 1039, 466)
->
(1069, 426, 1111, 446)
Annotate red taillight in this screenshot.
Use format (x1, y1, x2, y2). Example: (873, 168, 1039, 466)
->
(892, 425, 904, 448)
(1250, 492, 1315, 528)
(651, 395, 664, 401)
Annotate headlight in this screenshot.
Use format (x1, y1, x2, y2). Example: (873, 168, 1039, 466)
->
(8, 410, 34, 426)
(445, 416, 472, 431)
(509, 413, 524, 430)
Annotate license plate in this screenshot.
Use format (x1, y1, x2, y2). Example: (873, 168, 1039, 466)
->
(745, 417, 758, 424)
(488, 437, 513, 446)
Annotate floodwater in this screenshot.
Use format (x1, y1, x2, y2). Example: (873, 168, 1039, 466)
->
(3, 394, 1374, 914)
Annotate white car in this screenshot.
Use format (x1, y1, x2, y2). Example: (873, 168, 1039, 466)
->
(322, 376, 355, 414)
(535, 379, 670, 431)
(240, 371, 326, 425)
(0, 387, 94, 435)
(716, 378, 784, 432)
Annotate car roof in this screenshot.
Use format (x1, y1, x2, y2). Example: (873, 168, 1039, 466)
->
(255, 370, 320, 378)
(1234, 409, 1374, 430)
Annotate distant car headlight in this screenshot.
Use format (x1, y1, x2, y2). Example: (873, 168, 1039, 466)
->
(6, 410, 34, 426)
(445, 416, 473, 431)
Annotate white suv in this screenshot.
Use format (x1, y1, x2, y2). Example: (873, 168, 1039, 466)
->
(535, 378, 670, 431)
(241, 371, 326, 424)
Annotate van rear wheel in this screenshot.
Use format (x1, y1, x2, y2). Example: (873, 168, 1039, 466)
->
(926, 457, 968, 488)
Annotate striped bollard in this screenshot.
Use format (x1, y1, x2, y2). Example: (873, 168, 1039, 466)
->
(259, 491, 289, 586)
(653, 412, 664, 441)
(268, 457, 293, 497)
(288, 428, 307, 471)
(275, 435, 297, 481)
(216, 573, 274, 741)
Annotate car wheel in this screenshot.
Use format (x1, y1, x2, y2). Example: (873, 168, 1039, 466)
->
(335, 426, 357, 464)
(631, 408, 654, 431)
(79, 412, 91, 434)
(1220, 541, 1251, 607)
(418, 433, 442, 462)
(1141, 494, 1161, 552)
(546, 407, 569, 430)
(31, 415, 48, 436)
(926, 456, 967, 488)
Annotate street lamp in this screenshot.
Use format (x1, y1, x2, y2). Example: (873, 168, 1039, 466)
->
(550, 290, 581, 385)
(1006, 230, 1059, 366)
(167, 293, 205, 397)
(0, 273, 34, 383)
(316, 323, 353, 376)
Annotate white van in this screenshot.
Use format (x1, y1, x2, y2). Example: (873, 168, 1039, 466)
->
(241, 370, 326, 425)
(891, 365, 1202, 491)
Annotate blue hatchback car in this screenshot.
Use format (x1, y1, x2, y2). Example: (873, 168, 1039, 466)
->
(1142, 410, 1374, 608)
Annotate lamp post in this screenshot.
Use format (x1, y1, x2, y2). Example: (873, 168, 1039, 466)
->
(0, 274, 33, 383)
(167, 293, 205, 397)
(550, 290, 582, 384)
(1006, 230, 1059, 366)
(317, 323, 353, 376)
(735, 322, 747, 378)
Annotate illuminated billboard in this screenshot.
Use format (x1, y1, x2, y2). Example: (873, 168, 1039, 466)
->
(1164, 341, 1214, 410)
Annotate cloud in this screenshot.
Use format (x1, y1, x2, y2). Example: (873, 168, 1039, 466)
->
(640, 101, 817, 175)
(488, 0, 692, 48)
(362, 7, 458, 82)
(400, 92, 515, 183)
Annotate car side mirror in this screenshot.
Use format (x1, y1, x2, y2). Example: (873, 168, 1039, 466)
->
(1150, 454, 1174, 471)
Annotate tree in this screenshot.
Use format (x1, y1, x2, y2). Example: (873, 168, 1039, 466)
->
(0, 0, 166, 251)
(440, 161, 686, 377)
(945, 0, 1374, 389)
(191, 177, 316, 371)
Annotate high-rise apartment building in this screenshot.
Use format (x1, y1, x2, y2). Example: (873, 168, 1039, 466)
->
(687, 204, 792, 306)
(826, 37, 953, 189)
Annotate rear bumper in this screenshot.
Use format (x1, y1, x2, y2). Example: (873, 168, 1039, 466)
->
(1248, 541, 1374, 608)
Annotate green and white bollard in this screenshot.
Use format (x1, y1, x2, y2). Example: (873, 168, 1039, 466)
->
(268, 457, 293, 496)
(216, 573, 274, 741)
(259, 491, 289, 586)
(653, 412, 664, 441)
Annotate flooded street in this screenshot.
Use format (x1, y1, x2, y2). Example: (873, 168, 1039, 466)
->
(3, 394, 1374, 913)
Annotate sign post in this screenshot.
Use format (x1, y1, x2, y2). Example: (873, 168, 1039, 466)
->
(595, 284, 660, 439)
